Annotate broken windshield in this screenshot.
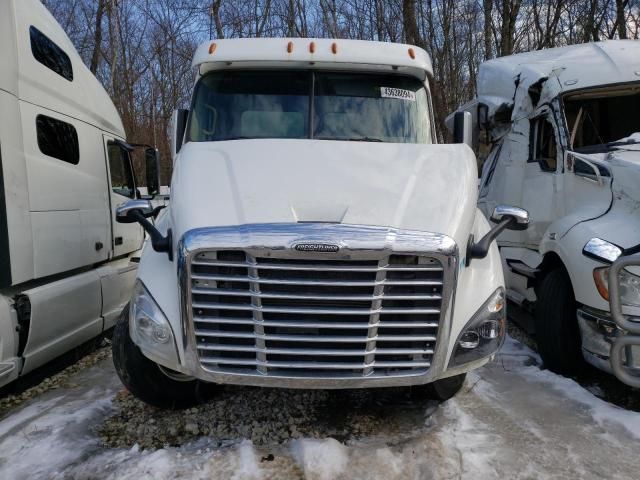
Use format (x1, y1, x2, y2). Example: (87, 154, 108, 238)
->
(187, 70, 432, 144)
(564, 85, 640, 153)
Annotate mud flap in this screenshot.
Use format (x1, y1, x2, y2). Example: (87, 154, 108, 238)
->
(608, 255, 640, 387)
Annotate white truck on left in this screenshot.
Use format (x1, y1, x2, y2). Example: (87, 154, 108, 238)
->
(0, 0, 160, 388)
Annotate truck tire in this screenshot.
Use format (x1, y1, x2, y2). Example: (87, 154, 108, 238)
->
(411, 373, 466, 402)
(112, 306, 214, 409)
(535, 268, 584, 374)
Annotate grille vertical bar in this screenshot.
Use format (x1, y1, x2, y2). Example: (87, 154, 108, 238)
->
(247, 253, 267, 374)
(363, 258, 388, 376)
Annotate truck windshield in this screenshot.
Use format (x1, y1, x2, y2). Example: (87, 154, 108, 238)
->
(564, 85, 640, 152)
(187, 70, 432, 143)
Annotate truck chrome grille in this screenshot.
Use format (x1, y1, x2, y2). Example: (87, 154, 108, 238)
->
(188, 251, 444, 377)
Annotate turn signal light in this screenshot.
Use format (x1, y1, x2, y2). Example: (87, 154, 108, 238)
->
(593, 267, 609, 301)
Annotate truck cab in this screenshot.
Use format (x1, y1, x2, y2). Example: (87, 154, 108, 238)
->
(451, 41, 640, 383)
(113, 38, 529, 408)
(0, 0, 158, 387)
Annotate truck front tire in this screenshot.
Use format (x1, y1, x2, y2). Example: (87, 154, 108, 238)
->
(535, 268, 584, 375)
(411, 373, 466, 402)
(112, 306, 215, 409)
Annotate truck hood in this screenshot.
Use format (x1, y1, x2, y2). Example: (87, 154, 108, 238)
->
(169, 139, 478, 249)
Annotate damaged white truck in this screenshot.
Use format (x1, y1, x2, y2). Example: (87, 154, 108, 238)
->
(112, 38, 530, 408)
(450, 40, 640, 385)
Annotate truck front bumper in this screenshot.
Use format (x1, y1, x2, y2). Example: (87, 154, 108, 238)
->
(578, 306, 619, 374)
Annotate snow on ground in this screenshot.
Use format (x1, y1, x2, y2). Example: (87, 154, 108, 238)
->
(0, 336, 638, 479)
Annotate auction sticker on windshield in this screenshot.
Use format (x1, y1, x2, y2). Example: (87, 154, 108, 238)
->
(380, 87, 416, 101)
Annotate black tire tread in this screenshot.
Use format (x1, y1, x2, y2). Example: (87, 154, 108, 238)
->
(535, 268, 584, 374)
(412, 373, 466, 402)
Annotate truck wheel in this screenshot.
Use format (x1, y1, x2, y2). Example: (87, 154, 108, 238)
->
(411, 373, 466, 402)
(535, 268, 584, 374)
(112, 306, 214, 409)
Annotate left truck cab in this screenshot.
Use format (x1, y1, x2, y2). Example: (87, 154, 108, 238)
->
(0, 0, 150, 387)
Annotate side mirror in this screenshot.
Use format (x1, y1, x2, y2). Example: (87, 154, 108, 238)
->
(467, 205, 530, 265)
(582, 238, 623, 264)
(490, 205, 530, 231)
(116, 199, 172, 260)
(144, 147, 161, 197)
(453, 111, 473, 148)
(116, 199, 154, 223)
(171, 109, 189, 160)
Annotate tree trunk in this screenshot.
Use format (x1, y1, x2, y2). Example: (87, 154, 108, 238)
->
(483, 0, 493, 60)
(615, 0, 628, 39)
(402, 0, 421, 46)
(89, 0, 105, 74)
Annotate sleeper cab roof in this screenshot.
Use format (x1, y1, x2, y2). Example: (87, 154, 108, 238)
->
(191, 38, 433, 81)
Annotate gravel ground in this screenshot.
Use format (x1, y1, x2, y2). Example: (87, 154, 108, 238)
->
(100, 384, 439, 449)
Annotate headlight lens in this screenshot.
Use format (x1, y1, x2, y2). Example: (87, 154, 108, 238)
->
(593, 266, 640, 306)
(130, 280, 180, 367)
(449, 288, 506, 367)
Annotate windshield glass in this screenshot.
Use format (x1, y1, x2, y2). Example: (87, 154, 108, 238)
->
(564, 84, 640, 152)
(187, 70, 432, 143)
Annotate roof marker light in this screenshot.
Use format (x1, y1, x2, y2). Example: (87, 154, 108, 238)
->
(408, 48, 415, 59)
(331, 42, 338, 54)
(309, 42, 316, 53)
(287, 41, 294, 53)
(208, 42, 217, 54)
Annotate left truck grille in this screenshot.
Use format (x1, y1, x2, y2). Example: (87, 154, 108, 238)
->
(188, 250, 444, 377)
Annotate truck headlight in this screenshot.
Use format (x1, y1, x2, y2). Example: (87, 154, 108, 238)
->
(593, 267, 640, 306)
(129, 280, 180, 367)
(449, 288, 506, 367)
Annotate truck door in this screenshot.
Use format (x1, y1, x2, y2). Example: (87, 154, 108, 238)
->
(103, 136, 144, 257)
(518, 111, 563, 248)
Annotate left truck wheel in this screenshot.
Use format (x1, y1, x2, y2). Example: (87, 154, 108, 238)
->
(112, 305, 216, 409)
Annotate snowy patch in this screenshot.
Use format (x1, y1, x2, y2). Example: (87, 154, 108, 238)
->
(518, 366, 640, 440)
(1, 338, 640, 479)
(290, 438, 348, 480)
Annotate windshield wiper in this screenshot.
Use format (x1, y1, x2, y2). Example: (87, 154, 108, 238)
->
(315, 136, 384, 142)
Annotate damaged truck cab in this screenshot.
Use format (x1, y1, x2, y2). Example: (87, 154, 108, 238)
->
(450, 41, 640, 384)
(113, 38, 529, 408)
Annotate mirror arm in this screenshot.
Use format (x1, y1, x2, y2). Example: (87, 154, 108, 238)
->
(466, 217, 514, 266)
(127, 209, 173, 261)
(623, 243, 640, 257)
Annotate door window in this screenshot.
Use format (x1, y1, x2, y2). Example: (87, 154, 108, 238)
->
(107, 143, 135, 198)
(530, 117, 558, 172)
(479, 142, 503, 197)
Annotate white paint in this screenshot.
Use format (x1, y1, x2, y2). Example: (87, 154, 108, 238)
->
(0, 0, 141, 387)
(192, 38, 433, 81)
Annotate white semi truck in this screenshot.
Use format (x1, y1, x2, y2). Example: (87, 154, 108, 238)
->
(113, 38, 529, 408)
(0, 0, 159, 387)
(449, 41, 640, 385)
